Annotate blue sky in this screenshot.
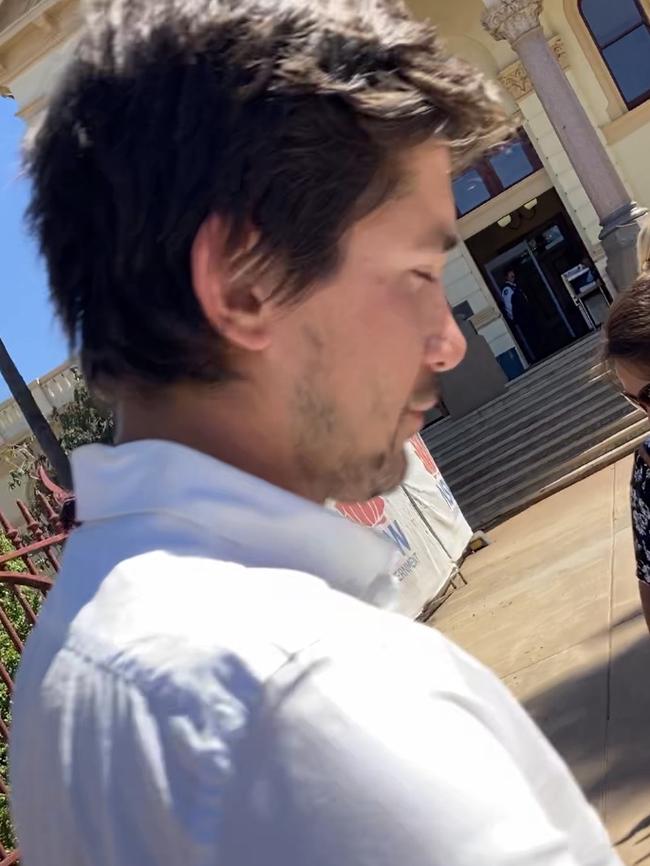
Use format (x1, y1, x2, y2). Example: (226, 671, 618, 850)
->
(0, 97, 68, 401)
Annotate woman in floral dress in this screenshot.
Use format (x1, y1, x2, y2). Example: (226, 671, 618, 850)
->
(605, 222, 650, 633)
(630, 448, 650, 588)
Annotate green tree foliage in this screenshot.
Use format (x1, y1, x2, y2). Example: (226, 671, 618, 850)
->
(7, 369, 113, 492)
(55, 371, 114, 454)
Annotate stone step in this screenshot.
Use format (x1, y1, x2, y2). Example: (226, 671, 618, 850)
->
(431, 372, 622, 475)
(421, 334, 639, 529)
(450, 401, 638, 504)
(429, 365, 610, 465)
(468, 429, 647, 531)
(428, 345, 606, 457)
(460, 416, 647, 529)
(497, 332, 602, 396)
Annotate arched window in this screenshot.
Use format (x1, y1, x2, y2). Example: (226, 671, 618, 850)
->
(580, 0, 650, 109)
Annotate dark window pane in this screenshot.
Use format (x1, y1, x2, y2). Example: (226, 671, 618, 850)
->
(581, 0, 642, 46)
(488, 141, 536, 190)
(452, 301, 473, 321)
(453, 169, 491, 216)
(603, 26, 650, 104)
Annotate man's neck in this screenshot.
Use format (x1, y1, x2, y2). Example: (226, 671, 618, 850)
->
(115, 383, 322, 503)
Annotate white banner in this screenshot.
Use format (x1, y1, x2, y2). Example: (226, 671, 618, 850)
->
(333, 435, 473, 619)
(404, 435, 473, 563)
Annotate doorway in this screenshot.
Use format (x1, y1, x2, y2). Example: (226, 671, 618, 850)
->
(486, 239, 578, 362)
(466, 189, 610, 366)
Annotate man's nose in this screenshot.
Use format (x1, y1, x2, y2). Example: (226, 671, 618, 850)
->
(423, 309, 467, 373)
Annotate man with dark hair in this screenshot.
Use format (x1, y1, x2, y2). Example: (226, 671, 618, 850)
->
(10, 1, 620, 864)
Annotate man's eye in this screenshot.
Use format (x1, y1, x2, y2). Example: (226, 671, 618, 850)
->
(413, 270, 435, 284)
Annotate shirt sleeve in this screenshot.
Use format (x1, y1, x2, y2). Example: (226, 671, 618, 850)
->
(222, 648, 622, 866)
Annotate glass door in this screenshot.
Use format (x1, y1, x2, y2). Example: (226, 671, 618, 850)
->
(486, 242, 578, 365)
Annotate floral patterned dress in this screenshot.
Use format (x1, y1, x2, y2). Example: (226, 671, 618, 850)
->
(631, 439, 650, 584)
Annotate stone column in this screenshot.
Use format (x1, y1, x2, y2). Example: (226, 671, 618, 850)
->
(482, 0, 646, 291)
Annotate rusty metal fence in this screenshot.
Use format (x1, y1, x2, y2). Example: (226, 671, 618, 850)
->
(0, 476, 70, 865)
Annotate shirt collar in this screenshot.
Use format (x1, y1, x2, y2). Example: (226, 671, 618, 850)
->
(71, 441, 399, 608)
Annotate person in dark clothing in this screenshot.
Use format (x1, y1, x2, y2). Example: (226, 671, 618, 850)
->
(501, 269, 537, 361)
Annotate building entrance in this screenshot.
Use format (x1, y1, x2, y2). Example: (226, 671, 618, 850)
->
(466, 189, 611, 366)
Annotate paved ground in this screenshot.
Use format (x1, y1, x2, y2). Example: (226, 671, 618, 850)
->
(429, 455, 650, 866)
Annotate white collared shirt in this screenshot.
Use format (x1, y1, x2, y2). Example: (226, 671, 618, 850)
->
(502, 282, 516, 319)
(10, 441, 620, 866)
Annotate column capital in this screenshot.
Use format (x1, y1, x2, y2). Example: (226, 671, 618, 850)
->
(482, 0, 544, 45)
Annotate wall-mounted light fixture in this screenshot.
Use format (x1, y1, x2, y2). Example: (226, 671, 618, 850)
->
(497, 199, 539, 231)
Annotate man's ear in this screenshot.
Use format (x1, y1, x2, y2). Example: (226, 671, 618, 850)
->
(191, 214, 273, 352)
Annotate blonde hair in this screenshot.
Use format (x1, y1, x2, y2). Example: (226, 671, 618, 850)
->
(637, 216, 650, 276)
(605, 215, 650, 368)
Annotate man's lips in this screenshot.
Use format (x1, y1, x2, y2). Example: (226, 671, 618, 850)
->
(407, 396, 439, 414)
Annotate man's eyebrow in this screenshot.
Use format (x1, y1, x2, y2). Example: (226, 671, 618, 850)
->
(443, 231, 460, 252)
(415, 227, 460, 253)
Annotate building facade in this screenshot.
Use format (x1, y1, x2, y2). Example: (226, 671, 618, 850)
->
(0, 360, 75, 520)
(415, 0, 650, 381)
(1, 0, 650, 384)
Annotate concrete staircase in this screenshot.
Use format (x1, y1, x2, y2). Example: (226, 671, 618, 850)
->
(422, 333, 648, 530)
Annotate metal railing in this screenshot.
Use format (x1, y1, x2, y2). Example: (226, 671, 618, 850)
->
(0, 482, 69, 865)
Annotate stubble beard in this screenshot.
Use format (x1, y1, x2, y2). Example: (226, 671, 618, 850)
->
(291, 324, 413, 503)
(292, 380, 408, 503)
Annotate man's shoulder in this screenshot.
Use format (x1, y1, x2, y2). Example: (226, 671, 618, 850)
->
(29, 525, 494, 726)
(33, 533, 377, 686)
(41, 545, 327, 684)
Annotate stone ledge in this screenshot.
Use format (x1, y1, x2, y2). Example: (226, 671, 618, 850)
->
(0, 0, 78, 93)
